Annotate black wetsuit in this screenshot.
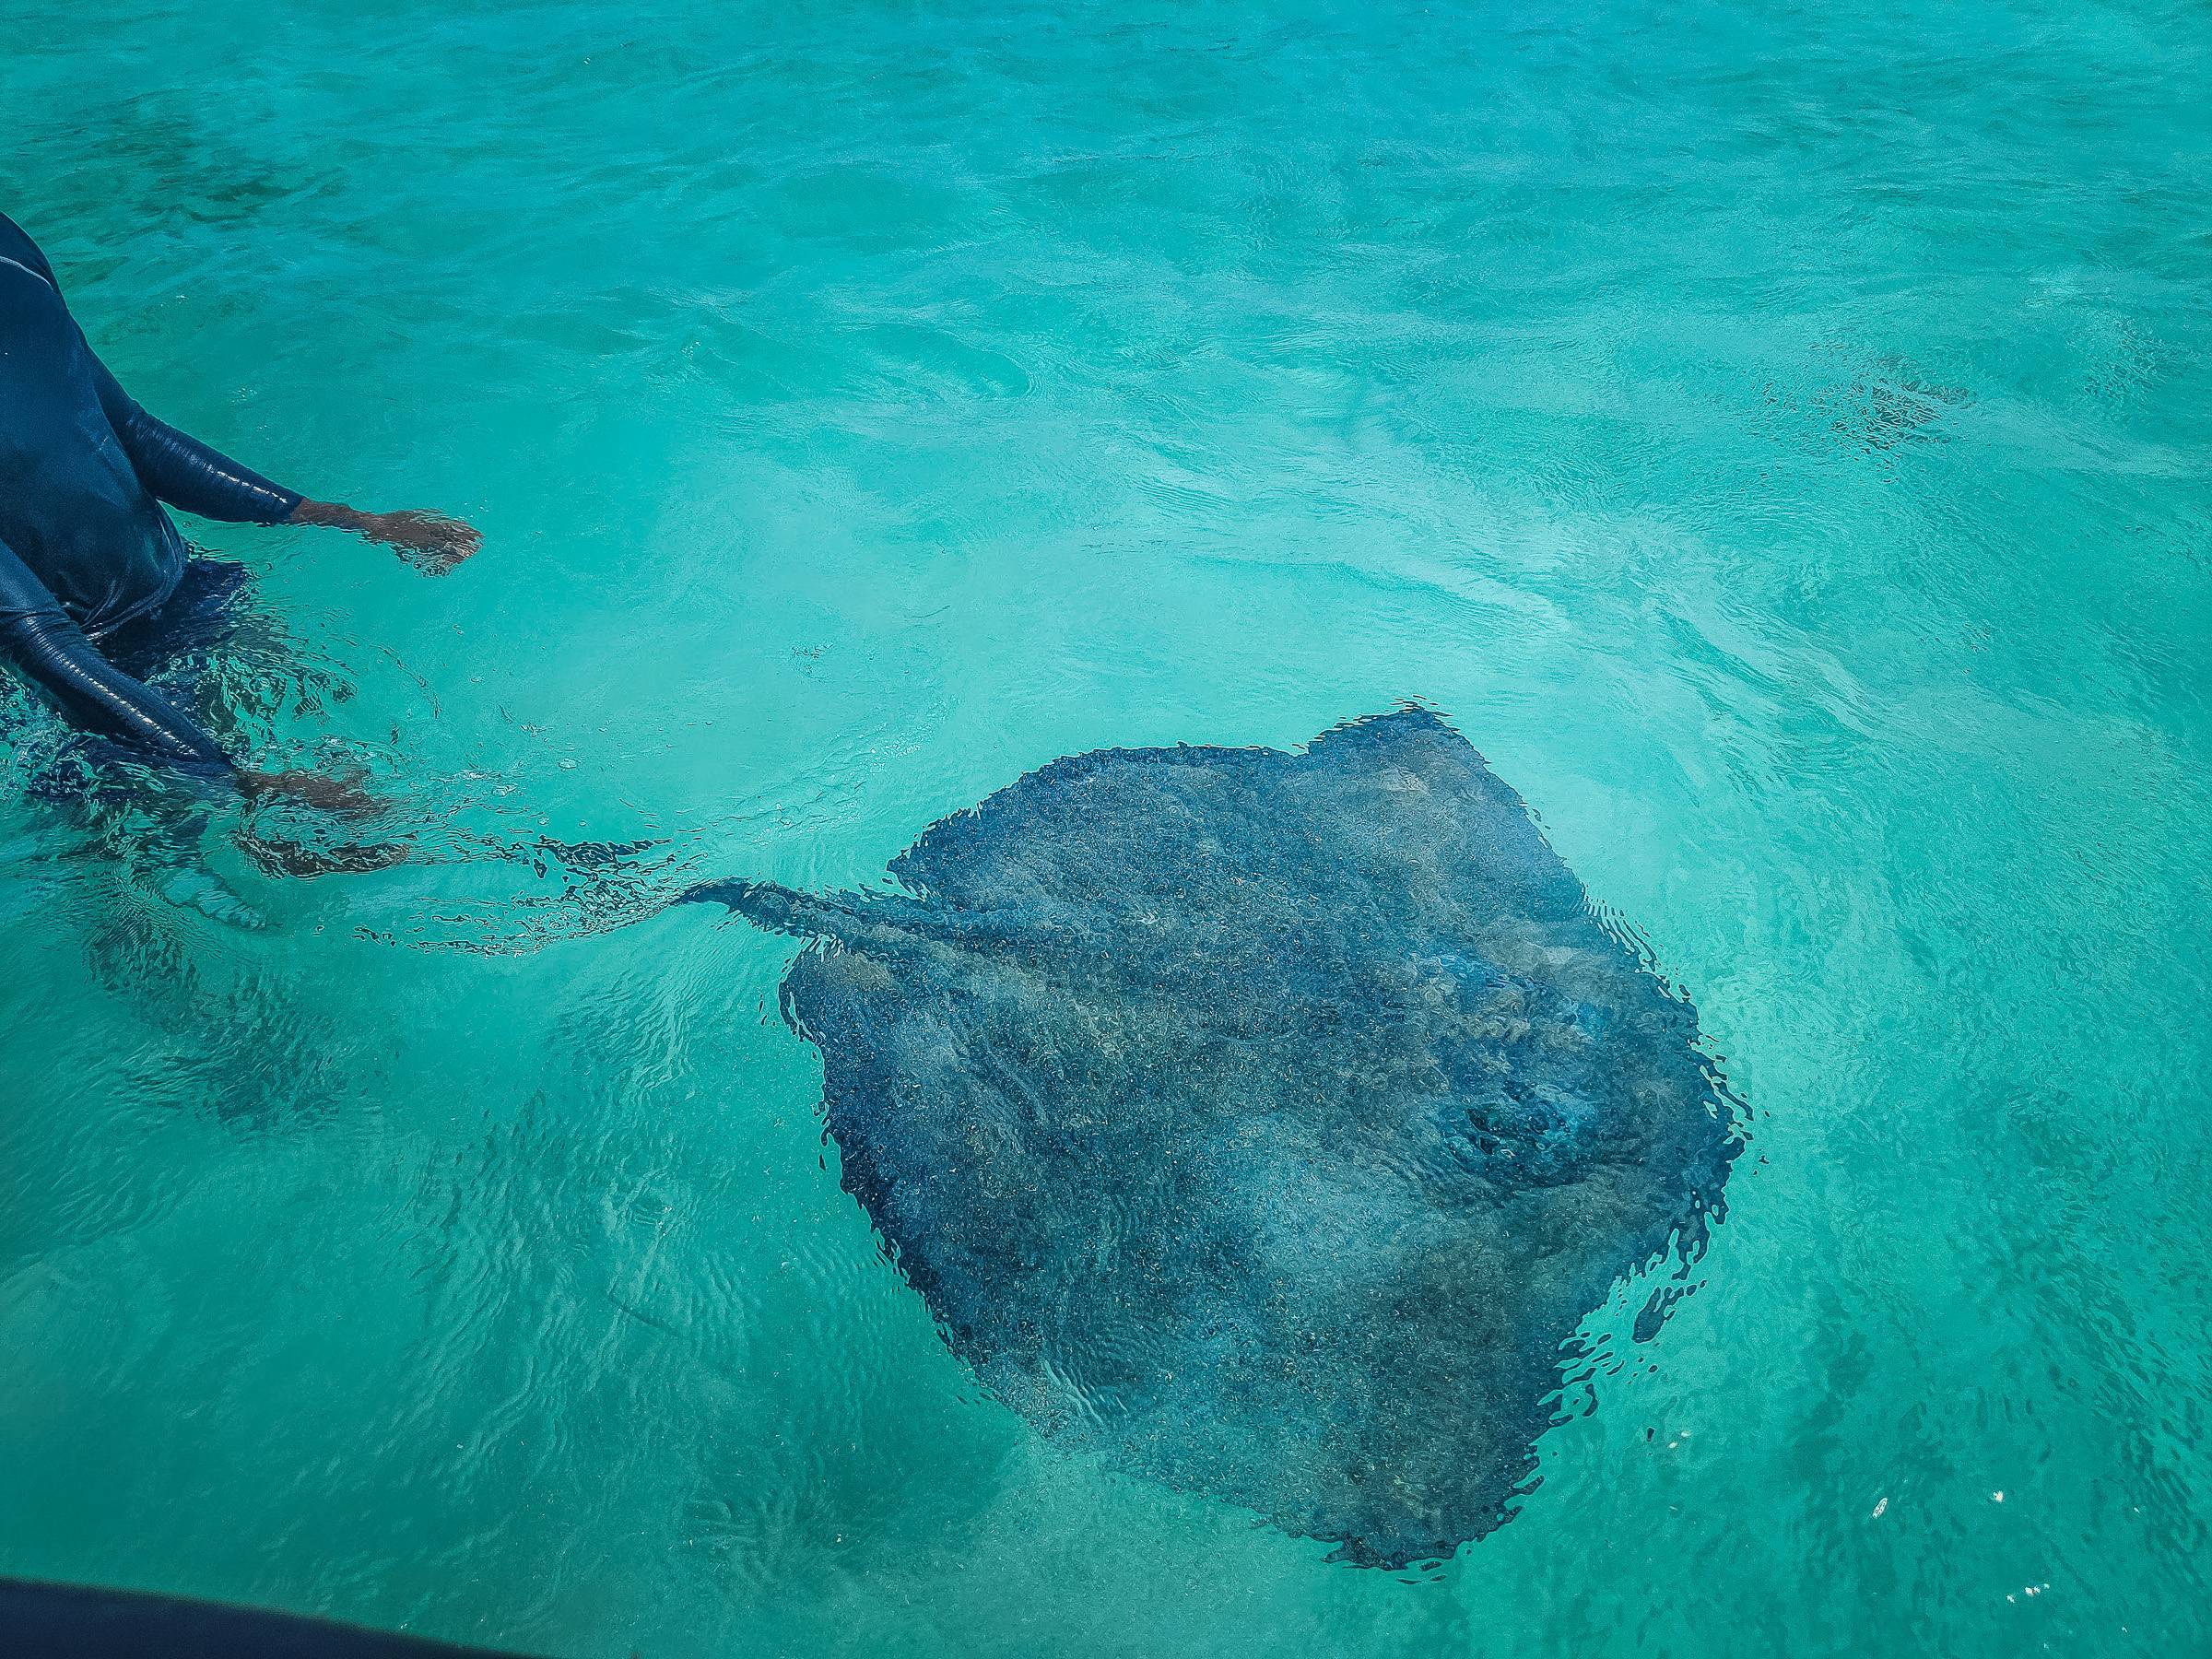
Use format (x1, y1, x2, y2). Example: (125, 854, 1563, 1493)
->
(1, 212, 300, 771)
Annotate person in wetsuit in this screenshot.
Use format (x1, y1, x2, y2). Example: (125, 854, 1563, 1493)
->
(0, 210, 479, 802)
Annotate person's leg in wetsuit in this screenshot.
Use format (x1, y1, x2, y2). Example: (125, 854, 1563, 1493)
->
(0, 210, 480, 814)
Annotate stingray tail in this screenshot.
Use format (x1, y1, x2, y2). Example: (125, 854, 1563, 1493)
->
(677, 877, 977, 949)
(675, 878, 847, 936)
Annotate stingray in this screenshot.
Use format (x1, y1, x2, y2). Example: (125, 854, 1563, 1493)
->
(682, 708, 1736, 1566)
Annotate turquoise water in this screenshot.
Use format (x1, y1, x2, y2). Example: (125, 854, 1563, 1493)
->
(4, 0, 2209, 1652)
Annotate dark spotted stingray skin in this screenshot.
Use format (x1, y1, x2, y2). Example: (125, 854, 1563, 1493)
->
(688, 709, 1736, 1566)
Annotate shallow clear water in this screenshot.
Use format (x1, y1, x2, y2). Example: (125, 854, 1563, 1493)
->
(3, 0, 2209, 1653)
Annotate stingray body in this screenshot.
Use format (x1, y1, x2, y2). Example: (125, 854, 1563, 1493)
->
(686, 709, 1735, 1565)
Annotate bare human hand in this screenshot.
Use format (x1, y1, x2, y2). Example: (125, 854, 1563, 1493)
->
(356, 508, 482, 571)
(291, 500, 482, 573)
(237, 767, 381, 818)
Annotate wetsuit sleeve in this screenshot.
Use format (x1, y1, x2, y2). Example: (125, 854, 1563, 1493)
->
(0, 536, 229, 770)
(87, 357, 303, 526)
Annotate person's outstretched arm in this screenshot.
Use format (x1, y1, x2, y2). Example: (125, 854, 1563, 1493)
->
(86, 358, 302, 527)
(10, 212, 477, 570)
(86, 359, 481, 571)
(0, 536, 367, 808)
(0, 535, 228, 768)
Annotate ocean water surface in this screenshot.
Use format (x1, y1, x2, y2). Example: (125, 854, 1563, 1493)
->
(3, 1, 2208, 1653)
